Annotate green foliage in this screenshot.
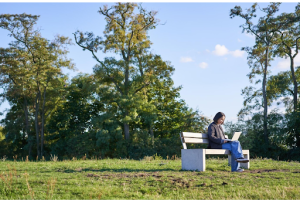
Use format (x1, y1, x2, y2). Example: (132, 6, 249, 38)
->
(232, 3, 300, 155)
(74, 3, 170, 140)
(47, 74, 102, 158)
(0, 126, 5, 141)
(285, 103, 300, 154)
(267, 67, 300, 112)
(0, 105, 28, 157)
(94, 117, 126, 158)
(0, 13, 74, 158)
(272, 5, 300, 111)
(225, 108, 300, 161)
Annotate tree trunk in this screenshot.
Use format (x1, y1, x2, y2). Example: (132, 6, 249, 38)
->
(40, 87, 46, 157)
(124, 59, 130, 140)
(24, 98, 29, 135)
(124, 123, 130, 140)
(149, 123, 154, 146)
(289, 54, 299, 148)
(289, 55, 298, 112)
(149, 124, 154, 138)
(35, 91, 41, 158)
(23, 97, 33, 157)
(28, 136, 33, 159)
(262, 48, 269, 147)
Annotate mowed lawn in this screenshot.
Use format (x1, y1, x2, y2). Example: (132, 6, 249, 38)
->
(0, 157, 300, 199)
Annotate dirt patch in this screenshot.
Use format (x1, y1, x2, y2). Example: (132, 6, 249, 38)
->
(244, 169, 290, 173)
(171, 177, 190, 188)
(196, 181, 228, 187)
(270, 176, 282, 179)
(87, 173, 100, 177)
(85, 171, 166, 179)
(85, 171, 197, 188)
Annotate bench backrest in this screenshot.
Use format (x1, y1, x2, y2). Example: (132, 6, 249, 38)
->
(179, 132, 228, 149)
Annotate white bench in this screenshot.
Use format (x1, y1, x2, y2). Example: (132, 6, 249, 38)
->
(180, 132, 250, 171)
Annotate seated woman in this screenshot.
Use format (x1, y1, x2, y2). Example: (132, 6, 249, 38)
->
(207, 112, 249, 172)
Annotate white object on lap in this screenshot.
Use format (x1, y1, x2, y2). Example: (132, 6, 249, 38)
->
(224, 132, 242, 141)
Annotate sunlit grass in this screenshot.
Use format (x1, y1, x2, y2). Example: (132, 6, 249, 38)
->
(0, 157, 299, 199)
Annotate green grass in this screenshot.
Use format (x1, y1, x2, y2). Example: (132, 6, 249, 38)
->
(0, 157, 300, 199)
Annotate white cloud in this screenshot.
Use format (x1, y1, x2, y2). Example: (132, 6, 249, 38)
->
(238, 39, 242, 42)
(279, 96, 293, 101)
(211, 44, 244, 58)
(213, 44, 229, 56)
(277, 59, 290, 70)
(230, 50, 245, 57)
(180, 57, 193, 63)
(199, 62, 208, 69)
(276, 52, 300, 70)
(295, 54, 300, 63)
(268, 100, 287, 115)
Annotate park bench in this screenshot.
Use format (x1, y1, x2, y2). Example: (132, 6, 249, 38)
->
(179, 132, 250, 171)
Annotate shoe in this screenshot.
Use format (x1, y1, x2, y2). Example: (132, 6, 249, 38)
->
(234, 168, 244, 172)
(236, 158, 249, 163)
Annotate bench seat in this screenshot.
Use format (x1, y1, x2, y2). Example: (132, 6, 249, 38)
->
(180, 132, 250, 171)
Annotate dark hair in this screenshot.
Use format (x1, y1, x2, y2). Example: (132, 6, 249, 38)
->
(213, 112, 226, 124)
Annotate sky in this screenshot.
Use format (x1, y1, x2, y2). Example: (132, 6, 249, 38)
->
(0, 2, 299, 125)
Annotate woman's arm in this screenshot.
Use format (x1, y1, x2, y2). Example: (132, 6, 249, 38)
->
(208, 125, 223, 144)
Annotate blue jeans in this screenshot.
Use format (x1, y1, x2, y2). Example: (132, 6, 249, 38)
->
(222, 141, 244, 172)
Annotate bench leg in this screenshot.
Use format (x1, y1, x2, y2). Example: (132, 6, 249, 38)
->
(228, 155, 231, 166)
(240, 152, 250, 169)
(181, 149, 206, 171)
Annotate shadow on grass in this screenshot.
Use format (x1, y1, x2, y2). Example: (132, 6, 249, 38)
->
(62, 168, 179, 173)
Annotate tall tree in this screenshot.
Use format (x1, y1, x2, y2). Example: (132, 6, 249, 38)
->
(273, 3, 300, 111)
(230, 3, 282, 148)
(74, 3, 173, 140)
(0, 13, 74, 157)
(238, 43, 274, 118)
(0, 40, 35, 157)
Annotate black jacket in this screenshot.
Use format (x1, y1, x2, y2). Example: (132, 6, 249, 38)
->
(207, 122, 226, 149)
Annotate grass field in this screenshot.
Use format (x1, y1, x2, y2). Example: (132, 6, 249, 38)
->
(0, 156, 300, 199)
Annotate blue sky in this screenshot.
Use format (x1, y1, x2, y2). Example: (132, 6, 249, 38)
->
(0, 2, 299, 125)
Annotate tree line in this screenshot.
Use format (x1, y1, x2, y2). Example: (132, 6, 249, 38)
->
(0, 2, 299, 161)
(0, 3, 209, 160)
(229, 2, 300, 160)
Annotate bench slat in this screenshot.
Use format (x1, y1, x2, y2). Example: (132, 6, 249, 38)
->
(183, 138, 209, 143)
(205, 149, 249, 155)
(181, 132, 208, 138)
(206, 149, 230, 154)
